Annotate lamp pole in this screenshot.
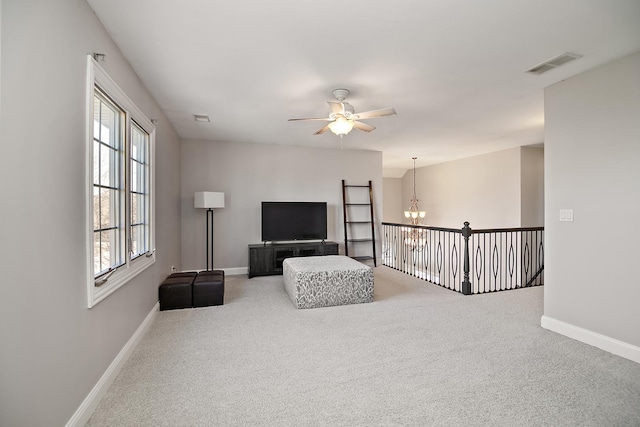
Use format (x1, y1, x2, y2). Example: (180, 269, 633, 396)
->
(206, 208, 213, 271)
(194, 192, 225, 272)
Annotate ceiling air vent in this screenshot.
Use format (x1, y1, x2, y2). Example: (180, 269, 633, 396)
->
(194, 114, 210, 122)
(526, 52, 582, 75)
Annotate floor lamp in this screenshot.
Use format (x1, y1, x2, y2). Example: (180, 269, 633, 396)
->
(194, 192, 225, 271)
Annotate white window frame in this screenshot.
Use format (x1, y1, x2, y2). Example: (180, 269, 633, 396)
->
(86, 55, 156, 308)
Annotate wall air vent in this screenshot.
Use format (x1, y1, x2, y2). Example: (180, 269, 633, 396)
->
(526, 52, 582, 75)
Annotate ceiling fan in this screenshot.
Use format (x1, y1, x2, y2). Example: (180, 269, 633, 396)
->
(288, 89, 396, 137)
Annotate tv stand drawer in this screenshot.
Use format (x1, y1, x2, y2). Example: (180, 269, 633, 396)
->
(248, 241, 338, 278)
(297, 248, 318, 257)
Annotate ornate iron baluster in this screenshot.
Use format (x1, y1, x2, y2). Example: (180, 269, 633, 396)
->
(462, 222, 471, 295)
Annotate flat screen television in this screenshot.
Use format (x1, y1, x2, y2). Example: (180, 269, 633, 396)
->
(261, 201, 327, 242)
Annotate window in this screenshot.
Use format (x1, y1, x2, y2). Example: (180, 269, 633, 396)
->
(86, 56, 155, 308)
(93, 90, 125, 276)
(130, 122, 151, 259)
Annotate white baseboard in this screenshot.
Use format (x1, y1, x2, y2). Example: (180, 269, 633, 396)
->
(224, 267, 248, 276)
(65, 302, 159, 427)
(541, 315, 640, 364)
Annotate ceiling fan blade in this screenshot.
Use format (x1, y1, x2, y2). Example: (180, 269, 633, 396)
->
(353, 121, 376, 132)
(328, 101, 345, 115)
(352, 107, 397, 120)
(288, 117, 332, 122)
(313, 123, 332, 135)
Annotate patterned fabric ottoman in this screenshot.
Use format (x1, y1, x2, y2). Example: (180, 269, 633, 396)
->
(283, 255, 374, 309)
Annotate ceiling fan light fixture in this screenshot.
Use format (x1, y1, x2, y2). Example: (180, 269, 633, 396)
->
(328, 117, 354, 136)
(288, 88, 395, 137)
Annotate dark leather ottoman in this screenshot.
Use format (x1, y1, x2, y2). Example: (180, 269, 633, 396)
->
(159, 272, 197, 311)
(193, 270, 225, 307)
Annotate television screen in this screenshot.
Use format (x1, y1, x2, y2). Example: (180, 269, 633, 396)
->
(261, 202, 327, 242)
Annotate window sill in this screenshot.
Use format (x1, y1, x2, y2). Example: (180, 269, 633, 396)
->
(88, 254, 155, 308)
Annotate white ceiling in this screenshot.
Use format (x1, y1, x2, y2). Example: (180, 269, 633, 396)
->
(87, 0, 640, 177)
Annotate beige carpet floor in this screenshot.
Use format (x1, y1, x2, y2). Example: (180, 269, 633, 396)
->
(86, 266, 640, 426)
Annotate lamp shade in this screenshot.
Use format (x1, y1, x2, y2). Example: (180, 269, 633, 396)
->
(194, 192, 225, 209)
(328, 117, 354, 136)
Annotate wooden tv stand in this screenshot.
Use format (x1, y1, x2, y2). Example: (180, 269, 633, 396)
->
(248, 241, 338, 278)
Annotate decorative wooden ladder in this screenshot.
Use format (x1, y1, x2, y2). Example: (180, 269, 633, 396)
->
(342, 180, 376, 266)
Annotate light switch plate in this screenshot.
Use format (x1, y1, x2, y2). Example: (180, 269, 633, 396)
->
(559, 209, 574, 222)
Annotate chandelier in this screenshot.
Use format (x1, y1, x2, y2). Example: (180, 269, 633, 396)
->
(404, 157, 426, 225)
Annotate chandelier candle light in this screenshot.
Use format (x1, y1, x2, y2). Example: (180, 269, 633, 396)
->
(404, 157, 426, 225)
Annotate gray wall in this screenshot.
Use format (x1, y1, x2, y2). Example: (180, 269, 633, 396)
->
(520, 146, 545, 227)
(399, 147, 545, 230)
(382, 177, 403, 223)
(403, 147, 523, 229)
(544, 52, 640, 349)
(180, 140, 383, 271)
(0, 1, 182, 425)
